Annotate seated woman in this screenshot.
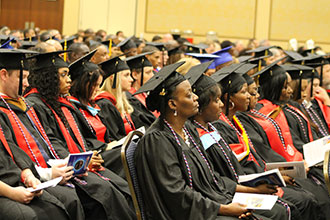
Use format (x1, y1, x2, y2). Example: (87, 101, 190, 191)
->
(126, 52, 158, 127)
(134, 62, 288, 220)
(96, 56, 137, 135)
(24, 51, 136, 220)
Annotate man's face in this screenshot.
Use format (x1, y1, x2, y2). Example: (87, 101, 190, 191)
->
(1, 69, 29, 98)
(91, 46, 109, 64)
(146, 51, 161, 69)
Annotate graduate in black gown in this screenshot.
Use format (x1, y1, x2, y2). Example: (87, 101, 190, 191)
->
(134, 62, 287, 220)
(188, 62, 323, 220)
(0, 49, 84, 219)
(0, 121, 70, 220)
(126, 52, 157, 128)
(24, 51, 136, 219)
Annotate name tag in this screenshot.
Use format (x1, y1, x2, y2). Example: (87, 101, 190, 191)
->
(200, 131, 221, 150)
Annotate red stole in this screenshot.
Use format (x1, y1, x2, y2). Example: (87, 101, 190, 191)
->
(248, 111, 303, 162)
(315, 97, 330, 132)
(258, 99, 313, 143)
(128, 87, 160, 118)
(58, 97, 87, 152)
(0, 127, 14, 160)
(0, 106, 49, 168)
(219, 113, 260, 165)
(95, 92, 135, 135)
(69, 97, 107, 143)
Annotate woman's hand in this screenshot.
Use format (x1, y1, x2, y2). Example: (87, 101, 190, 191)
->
(219, 202, 251, 218)
(51, 162, 74, 184)
(282, 174, 296, 186)
(314, 87, 330, 106)
(88, 150, 104, 171)
(8, 186, 35, 204)
(254, 183, 278, 194)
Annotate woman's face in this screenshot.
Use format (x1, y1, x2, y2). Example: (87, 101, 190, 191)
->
(300, 79, 308, 101)
(91, 75, 103, 101)
(200, 86, 224, 122)
(171, 80, 199, 119)
(279, 73, 293, 101)
(306, 78, 320, 101)
(120, 69, 133, 92)
(230, 83, 250, 112)
(58, 67, 71, 95)
(248, 82, 260, 110)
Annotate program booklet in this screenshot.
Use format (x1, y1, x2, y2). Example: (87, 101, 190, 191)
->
(67, 151, 93, 175)
(232, 192, 278, 210)
(238, 169, 286, 187)
(303, 135, 330, 167)
(266, 161, 306, 179)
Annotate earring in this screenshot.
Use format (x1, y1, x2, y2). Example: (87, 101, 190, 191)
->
(229, 101, 235, 110)
(174, 110, 177, 116)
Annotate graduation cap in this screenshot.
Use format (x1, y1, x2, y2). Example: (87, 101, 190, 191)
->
(0, 49, 38, 95)
(183, 42, 207, 53)
(281, 64, 316, 99)
(99, 55, 130, 89)
(185, 61, 216, 96)
(185, 53, 219, 69)
(0, 37, 15, 49)
(117, 36, 137, 52)
(251, 57, 287, 87)
(246, 46, 275, 58)
(60, 36, 76, 50)
(210, 63, 247, 115)
(31, 50, 69, 71)
(101, 39, 117, 47)
(212, 46, 233, 67)
(301, 54, 329, 87)
(126, 52, 153, 87)
(146, 42, 167, 51)
(236, 63, 257, 85)
(23, 36, 38, 42)
(135, 61, 185, 95)
(68, 49, 99, 81)
(283, 50, 305, 63)
(238, 55, 253, 63)
(167, 46, 182, 56)
(19, 40, 38, 49)
(300, 48, 316, 57)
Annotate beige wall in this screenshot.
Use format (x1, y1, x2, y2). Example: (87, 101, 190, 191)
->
(63, 0, 330, 51)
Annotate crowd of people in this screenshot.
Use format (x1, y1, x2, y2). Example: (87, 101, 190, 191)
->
(0, 25, 329, 219)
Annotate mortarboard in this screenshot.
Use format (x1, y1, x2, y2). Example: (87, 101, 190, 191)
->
(238, 55, 253, 63)
(184, 42, 207, 54)
(210, 63, 246, 115)
(31, 50, 69, 71)
(60, 36, 76, 50)
(19, 40, 38, 50)
(236, 63, 257, 85)
(185, 61, 216, 96)
(0, 49, 38, 95)
(117, 36, 137, 52)
(135, 62, 185, 95)
(212, 46, 233, 67)
(167, 46, 182, 56)
(99, 55, 130, 88)
(0, 37, 15, 49)
(185, 53, 219, 69)
(126, 52, 153, 86)
(246, 46, 275, 58)
(68, 49, 99, 81)
(146, 42, 167, 52)
(23, 36, 38, 42)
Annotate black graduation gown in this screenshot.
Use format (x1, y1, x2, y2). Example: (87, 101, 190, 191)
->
(95, 96, 126, 140)
(235, 112, 287, 163)
(25, 93, 136, 220)
(126, 91, 156, 129)
(135, 118, 287, 220)
(304, 99, 330, 137)
(212, 117, 324, 220)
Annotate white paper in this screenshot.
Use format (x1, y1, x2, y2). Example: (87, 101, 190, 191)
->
(266, 161, 306, 179)
(232, 193, 278, 210)
(27, 177, 62, 192)
(303, 135, 330, 167)
(109, 127, 145, 149)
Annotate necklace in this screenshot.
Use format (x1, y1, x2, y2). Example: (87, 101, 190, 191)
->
(193, 120, 239, 181)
